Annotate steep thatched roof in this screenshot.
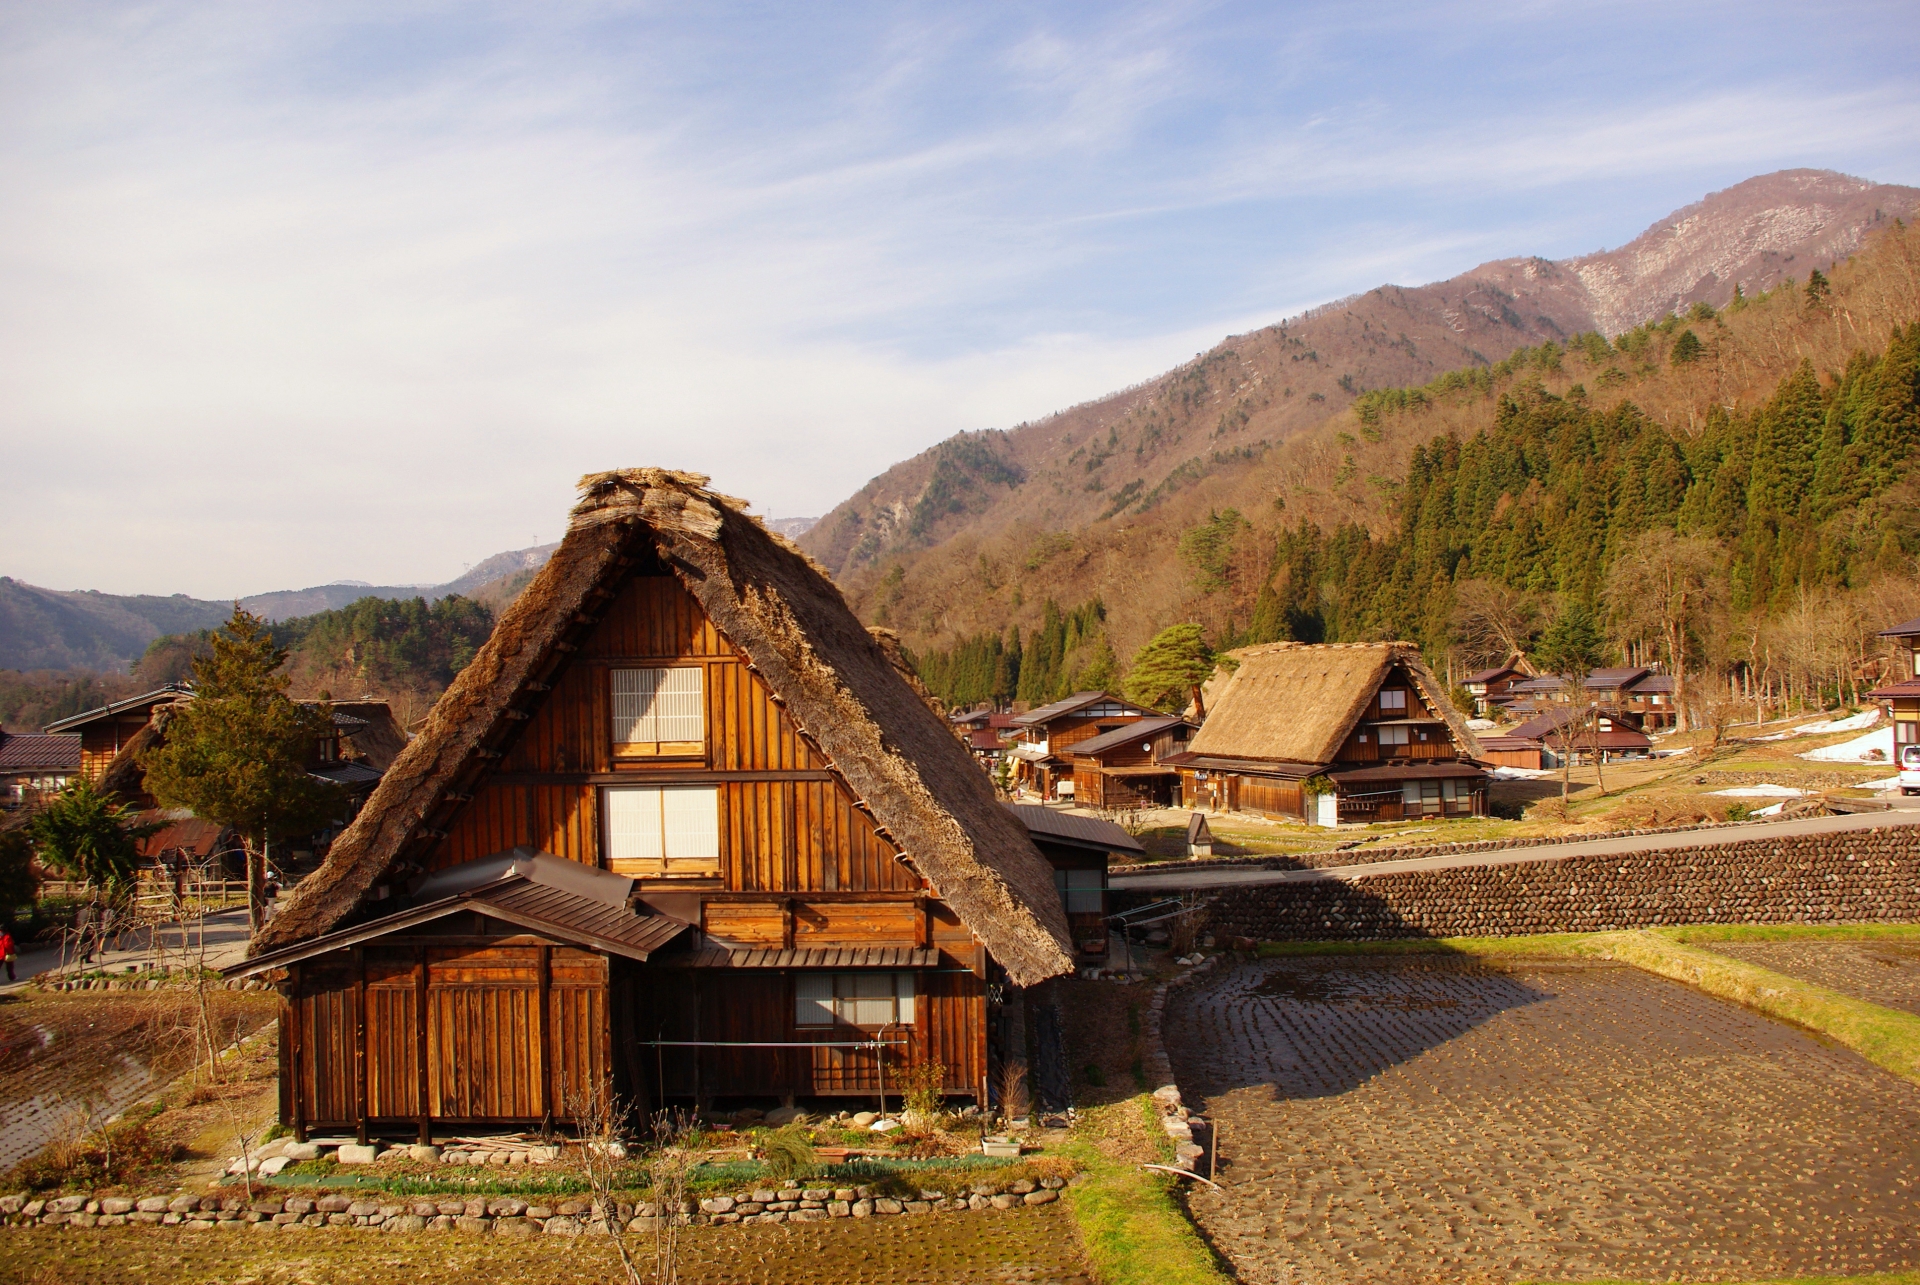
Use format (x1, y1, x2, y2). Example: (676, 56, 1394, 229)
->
(1186, 642, 1483, 766)
(258, 469, 1074, 986)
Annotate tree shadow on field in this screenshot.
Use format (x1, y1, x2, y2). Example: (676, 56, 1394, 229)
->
(1166, 950, 1557, 1104)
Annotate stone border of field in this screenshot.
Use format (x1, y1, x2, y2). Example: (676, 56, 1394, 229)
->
(1111, 811, 1810, 876)
(0, 1176, 1067, 1234)
(1199, 824, 1920, 941)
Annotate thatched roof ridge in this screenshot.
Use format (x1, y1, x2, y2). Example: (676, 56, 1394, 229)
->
(260, 469, 1073, 985)
(1187, 642, 1483, 765)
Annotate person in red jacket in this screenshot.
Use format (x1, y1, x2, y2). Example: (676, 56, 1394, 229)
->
(0, 926, 16, 982)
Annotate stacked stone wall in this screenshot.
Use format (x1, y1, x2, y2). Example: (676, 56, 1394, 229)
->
(1201, 826, 1920, 942)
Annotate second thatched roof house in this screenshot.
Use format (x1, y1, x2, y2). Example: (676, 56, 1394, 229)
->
(236, 469, 1073, 1140)
(1166, 642, 1488, 826)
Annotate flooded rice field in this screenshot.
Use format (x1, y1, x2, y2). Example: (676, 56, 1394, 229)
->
(1168, 954, 1920, 1285)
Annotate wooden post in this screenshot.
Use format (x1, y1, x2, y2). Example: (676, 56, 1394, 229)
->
(538, 946, 553, 1135)
(288, 963, 306, 1143)
(353, 947, 369, 1146)
(415, 946, 431, 1144)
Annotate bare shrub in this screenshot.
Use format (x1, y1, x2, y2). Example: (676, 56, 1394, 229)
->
(998, 1060, 1030, 1125)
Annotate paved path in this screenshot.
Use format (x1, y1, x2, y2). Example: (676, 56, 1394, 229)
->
(1112, 808, 1920, 892)
(0, 908, 254, 996)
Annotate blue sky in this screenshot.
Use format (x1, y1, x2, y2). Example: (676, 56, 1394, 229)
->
(4, 1, 1917, 597)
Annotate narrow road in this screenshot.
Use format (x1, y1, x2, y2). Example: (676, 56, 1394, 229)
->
(0, 908, 254, 996)
(1111, 807, 1920, 893)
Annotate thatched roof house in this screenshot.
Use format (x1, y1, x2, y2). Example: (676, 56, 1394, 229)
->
(1189, 642, 1483, 764)
(261, 468, 1071, 985)
(1173, 641, 1488, 825)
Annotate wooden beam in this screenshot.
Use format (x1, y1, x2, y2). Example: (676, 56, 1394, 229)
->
(415, 946, 431, 1144)
(490, 769, 836, 786)
(353, 947, 368, 1146)
(288, 963, 305, 1143)
(538, 945, 554, 1136)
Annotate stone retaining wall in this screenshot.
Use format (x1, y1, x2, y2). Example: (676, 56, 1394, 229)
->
(1202, 825, 1920, 942)
(0, 1178, 1067, 1234)
(1111, 814, 1799, 877)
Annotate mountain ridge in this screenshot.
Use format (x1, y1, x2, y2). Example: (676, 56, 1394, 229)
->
(799, 169, 1920, 590)
(0, 541, 561, 673)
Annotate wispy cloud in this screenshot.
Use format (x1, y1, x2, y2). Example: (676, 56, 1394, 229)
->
(1, 1, 1915, 596)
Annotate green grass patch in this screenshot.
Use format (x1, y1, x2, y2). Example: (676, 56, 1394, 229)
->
(1058, 1096, 1230, 1285)
(1659, 923, 1920, 945)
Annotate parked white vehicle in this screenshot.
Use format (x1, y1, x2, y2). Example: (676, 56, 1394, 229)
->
(1902, 743, 1920, 796)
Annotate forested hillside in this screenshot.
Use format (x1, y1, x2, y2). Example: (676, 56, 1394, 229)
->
(135, 594, 495, 727)
(909, 220, 1920, 715)
(806, 170, 1918, 600)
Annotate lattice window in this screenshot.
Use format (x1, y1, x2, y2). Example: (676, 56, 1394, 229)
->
(611, 667, 704, 750)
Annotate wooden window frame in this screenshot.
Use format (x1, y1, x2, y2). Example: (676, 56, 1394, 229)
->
(601, 783, 722, 878)
(610, 666, 706, 761)
(793, 971, 917, 1029)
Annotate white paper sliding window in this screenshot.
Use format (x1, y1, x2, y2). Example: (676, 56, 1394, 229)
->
(603, 785, 720, 875)
(793, 972, 916, 1028)
(611, 667, 704, 756)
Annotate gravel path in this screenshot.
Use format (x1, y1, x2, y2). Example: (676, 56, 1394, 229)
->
(1168, 955, 1920, 1284)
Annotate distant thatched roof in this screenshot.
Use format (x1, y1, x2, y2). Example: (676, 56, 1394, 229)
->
(330, 701, 408, 771)
(258, 469, 1074, 986)
(1186, 642, 1483, 766)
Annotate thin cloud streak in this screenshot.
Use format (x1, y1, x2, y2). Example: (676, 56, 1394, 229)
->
(1, 2, 1916, 597)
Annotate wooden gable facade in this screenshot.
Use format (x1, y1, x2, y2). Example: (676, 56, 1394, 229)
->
(245, 471, 1073, 1138)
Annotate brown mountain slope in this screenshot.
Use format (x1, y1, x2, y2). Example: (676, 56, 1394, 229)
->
(805, 188, 1920, 666)
(802, 170, 1919, 601)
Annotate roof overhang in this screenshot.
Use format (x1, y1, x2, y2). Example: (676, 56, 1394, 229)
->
(664, 946, 939, 969)
(224, 861, 692, 979)
(1328, 761, 1489, 783)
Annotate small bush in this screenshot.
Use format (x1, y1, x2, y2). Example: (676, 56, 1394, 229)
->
(899, 1059, 947, 1122)
(1725, 802, 1753, 822)
(753, 1124, 816, 1180)
(10, 1119, 179, 1191)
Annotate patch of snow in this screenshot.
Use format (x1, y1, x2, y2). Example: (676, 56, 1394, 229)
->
(1709, 784, 1806, 798)
(1466, 718, 1497, 730)
(1854, 776, 1904, 791)
(1800, 727, 1896, 762)
(1490, 766, 1556, 779)
(1759, 709, 1883, 740)
(1753, 801, 1789, 817)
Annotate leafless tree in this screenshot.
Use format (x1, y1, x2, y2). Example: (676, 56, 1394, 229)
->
(567, 1079, 646, 1285)
(1605, 530, 1722, 732)
(1450, 579, 1543, 670)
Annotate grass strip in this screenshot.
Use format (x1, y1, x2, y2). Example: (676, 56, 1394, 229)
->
(1659, 923, 1920, 945)
(1058, 1096, 1231, 1285)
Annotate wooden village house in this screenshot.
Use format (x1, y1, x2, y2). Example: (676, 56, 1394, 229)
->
(1476, 706, 1653, 770)
(1007, 804, 1143, 963)
(1165, 642, 1488, 826)
(1064, 716, 1194, 809)
(1007, 692, 1158, 800)
(0, 730, 79, 810)
(229, 470, 1074, 1141)
(1461, 658, 1533, 717)
(1871, 613, 1920, 787)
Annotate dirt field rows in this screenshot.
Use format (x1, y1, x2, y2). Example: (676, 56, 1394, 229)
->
(1167, 954, 1920, 1285)
(1706, 938, 1920, 1015)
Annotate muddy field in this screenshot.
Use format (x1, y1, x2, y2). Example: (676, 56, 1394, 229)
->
(1167, 954, 1920, 1285)
(1706, 938, 1920, 1015)
(0, 1206, 1091, 1285)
